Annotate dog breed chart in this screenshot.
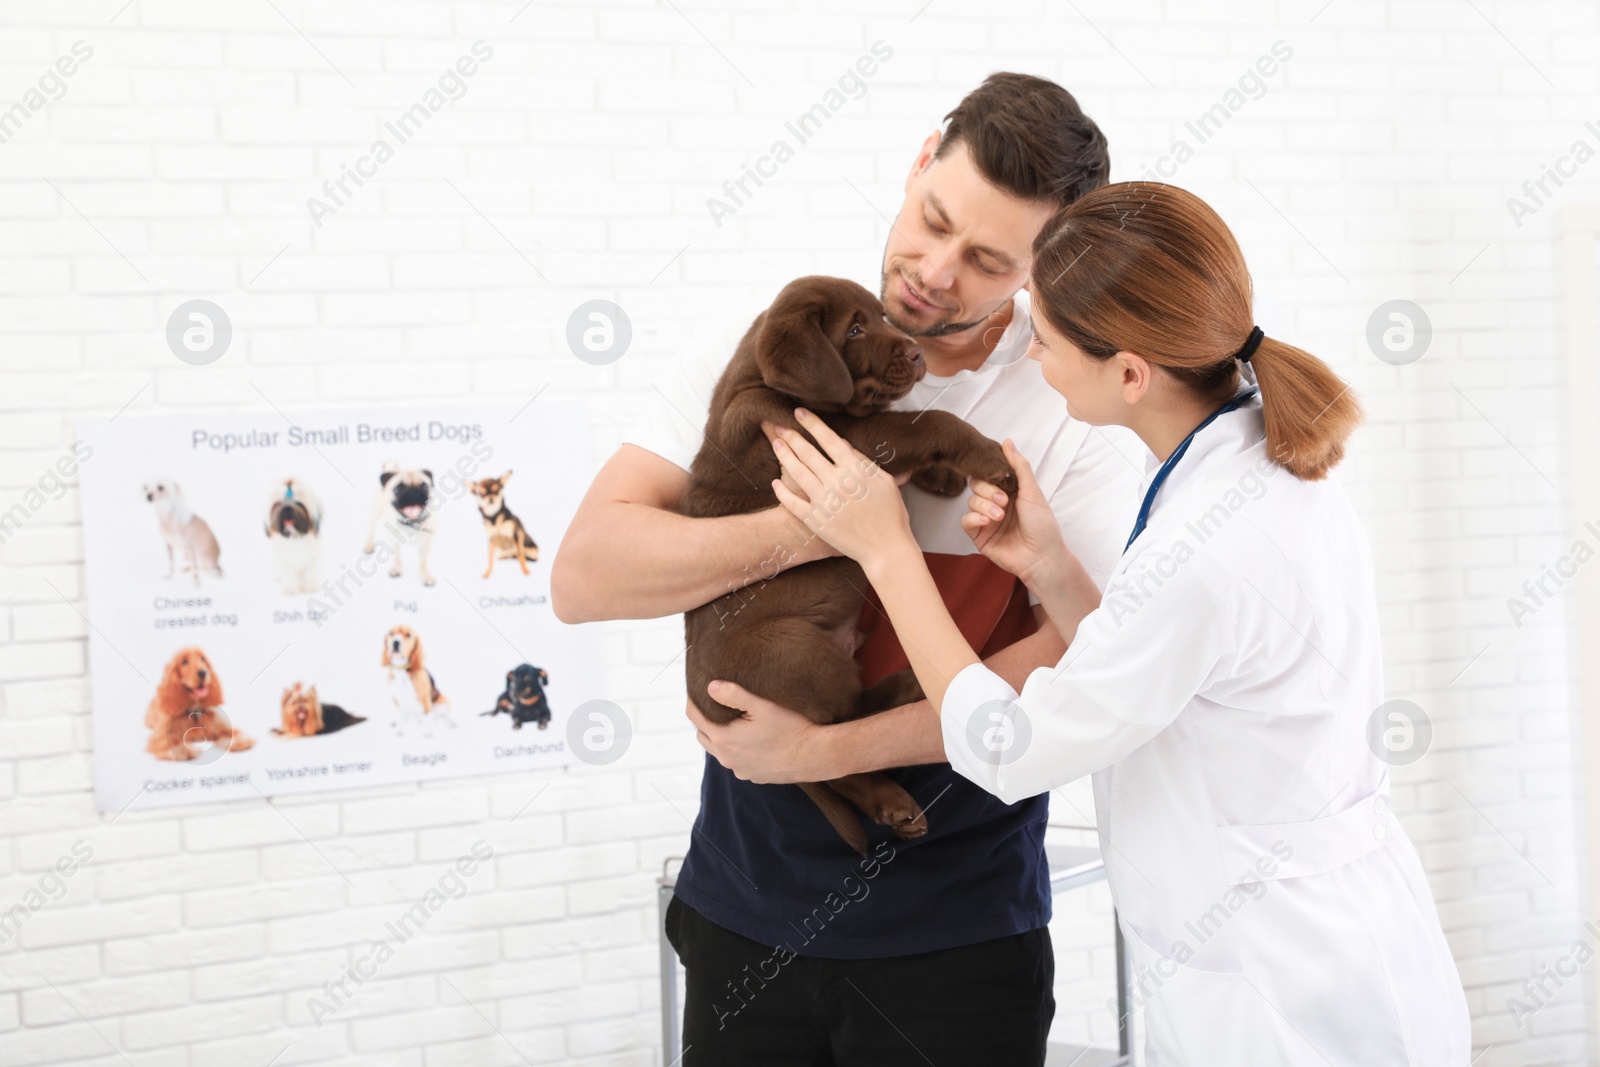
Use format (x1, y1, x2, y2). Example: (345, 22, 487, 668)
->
(78, 402, 601, 811)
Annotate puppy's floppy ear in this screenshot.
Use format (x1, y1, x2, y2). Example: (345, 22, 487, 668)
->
(420, 469, 434, 484)
(410, 635, 425, 671)
(754, 283, 853, 405)
(379, 470, 397, 488)
(381, 635, 392, 668)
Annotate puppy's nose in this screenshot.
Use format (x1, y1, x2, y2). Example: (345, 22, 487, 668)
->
(908, 348, 924, 366)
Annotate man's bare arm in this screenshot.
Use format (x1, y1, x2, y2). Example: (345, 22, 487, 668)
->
(815, 606, 1067, 776)
(551, 444, 833, 624)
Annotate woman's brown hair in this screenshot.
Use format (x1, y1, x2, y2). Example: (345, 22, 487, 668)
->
(1029, 181, 1362, 480)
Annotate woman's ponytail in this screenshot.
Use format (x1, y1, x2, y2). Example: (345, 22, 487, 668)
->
(1030, 181, 1363, 481)
(1247, 336, 1363, 480)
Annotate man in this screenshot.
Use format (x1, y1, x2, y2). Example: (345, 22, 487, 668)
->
(552, 73, 1141, 1066)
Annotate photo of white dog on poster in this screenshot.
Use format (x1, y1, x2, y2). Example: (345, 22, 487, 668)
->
(142, 480, 223, 586)
(264, 477, 323, 595)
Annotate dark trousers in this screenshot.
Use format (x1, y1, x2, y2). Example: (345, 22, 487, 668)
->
(665, 896, 1055, 1067)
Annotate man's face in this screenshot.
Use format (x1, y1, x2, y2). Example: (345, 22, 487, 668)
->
(881, 134, 1058, 340)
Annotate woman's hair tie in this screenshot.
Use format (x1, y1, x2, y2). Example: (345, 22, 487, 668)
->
(1232, 325, 1264, 364)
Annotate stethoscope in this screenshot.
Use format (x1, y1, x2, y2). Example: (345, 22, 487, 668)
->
(1123, 386, 1259, 553)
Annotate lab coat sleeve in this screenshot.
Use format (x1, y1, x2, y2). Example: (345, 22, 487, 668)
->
(941, 547, 1237, 804)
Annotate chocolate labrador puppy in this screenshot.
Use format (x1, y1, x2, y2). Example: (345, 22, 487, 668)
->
(683, 275, 1018, 855)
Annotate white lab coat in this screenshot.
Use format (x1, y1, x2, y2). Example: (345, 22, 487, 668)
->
(942, 391, 1470, 1066)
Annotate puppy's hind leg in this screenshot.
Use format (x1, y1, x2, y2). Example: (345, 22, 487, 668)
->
(799, 782, 869, 858)
(827, 773, 927, 841)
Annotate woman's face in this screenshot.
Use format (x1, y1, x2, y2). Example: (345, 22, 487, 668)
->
(1024, 301, 1122, 427)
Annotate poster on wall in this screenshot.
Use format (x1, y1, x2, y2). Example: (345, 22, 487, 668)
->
(77, 401, 600, 812)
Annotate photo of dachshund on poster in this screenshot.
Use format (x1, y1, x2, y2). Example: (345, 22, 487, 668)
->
(482, 664, 553, 730)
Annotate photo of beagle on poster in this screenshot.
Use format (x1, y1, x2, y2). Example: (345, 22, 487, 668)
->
(381, 625, 455, 736)
(363, 460, 437, 587)
(264, 477, 323, 595)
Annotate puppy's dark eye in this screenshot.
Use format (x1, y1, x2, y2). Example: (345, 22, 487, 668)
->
(846, 323, 863, 339)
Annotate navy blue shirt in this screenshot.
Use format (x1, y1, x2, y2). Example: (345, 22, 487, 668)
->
(673, 755, 1051, 959)
(674, 558, 1053, 959)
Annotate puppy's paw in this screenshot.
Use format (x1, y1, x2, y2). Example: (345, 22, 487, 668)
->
(964, 439, 1018, 498)
(909, 465, 967, 496)
(874, 799, 928, 839)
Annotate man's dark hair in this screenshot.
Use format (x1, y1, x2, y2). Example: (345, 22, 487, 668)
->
(933, 72, 1110, 207)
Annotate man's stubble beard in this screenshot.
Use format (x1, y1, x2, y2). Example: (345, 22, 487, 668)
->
(879, 250, 1013, 340)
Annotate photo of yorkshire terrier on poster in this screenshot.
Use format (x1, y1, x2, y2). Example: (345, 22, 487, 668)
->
(77, 402, 602, 812)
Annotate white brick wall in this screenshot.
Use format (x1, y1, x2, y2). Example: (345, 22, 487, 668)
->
(2, 0, 1597, 1063)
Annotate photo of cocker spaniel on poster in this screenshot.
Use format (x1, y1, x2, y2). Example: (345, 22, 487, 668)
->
(145, 647, 253, 761)
(271, 682, 366, 739)
(381, 625, 455, 737)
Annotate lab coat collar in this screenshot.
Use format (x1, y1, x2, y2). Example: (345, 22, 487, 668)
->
(1138, 388, 1267, 491)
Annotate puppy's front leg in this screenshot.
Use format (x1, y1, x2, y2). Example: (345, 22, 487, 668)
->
(829, 410, 1018, 500)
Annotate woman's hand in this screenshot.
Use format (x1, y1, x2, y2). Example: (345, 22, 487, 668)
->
(962, 438, 1071, 587)
(686, 681, 835, 784)
(767, 408, 915, 572)
(757, 421, 914, 565)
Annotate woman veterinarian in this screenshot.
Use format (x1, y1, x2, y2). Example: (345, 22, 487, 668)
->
(689, 182, 1471, 1065)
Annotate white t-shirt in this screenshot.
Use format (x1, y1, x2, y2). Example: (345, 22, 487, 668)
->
(624, 286, 1147, 602)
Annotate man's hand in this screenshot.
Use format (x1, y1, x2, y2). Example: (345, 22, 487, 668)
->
(686, 680, 840, 784)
